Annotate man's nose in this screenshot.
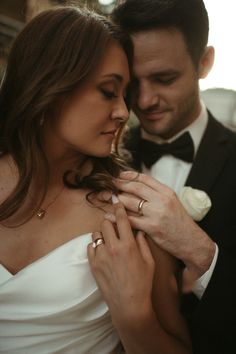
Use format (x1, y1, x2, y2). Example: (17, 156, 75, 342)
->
(136, 83, 159, 111)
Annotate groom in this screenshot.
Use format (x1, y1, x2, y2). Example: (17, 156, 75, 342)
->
(112, 0, 236, 353)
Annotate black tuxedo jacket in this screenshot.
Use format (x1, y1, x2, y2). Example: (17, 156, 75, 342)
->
(124, 112, 236, 354)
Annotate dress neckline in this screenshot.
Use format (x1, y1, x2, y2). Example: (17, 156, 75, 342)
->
(0, 232, 92, 278)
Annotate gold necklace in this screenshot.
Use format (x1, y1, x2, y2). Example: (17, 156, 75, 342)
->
(36, 186, 65, 219)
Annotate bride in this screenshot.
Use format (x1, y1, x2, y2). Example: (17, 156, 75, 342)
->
(0, 5, 191, 354)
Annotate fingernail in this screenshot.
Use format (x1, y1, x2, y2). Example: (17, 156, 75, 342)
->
(100, 190, 112, 201)
(119, 171, 139, 181)
(104, 213, 116, 223)
(120, 171, 132, 177)
(112, 194, 119, 204)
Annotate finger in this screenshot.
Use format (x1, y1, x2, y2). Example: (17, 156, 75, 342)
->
(118, 192, 148, 216)
(124, 214, 154, 238)
(101, 218, 119, 247)
(87, 242, 95, 264)
(88, 232, 113, 289)
(136, 231, 154, 264)
(91, 231, 106, 253)
(96, 190, 112, 203)
(114, 178, 152, 201)
(114, 178, 163, 204)
(118, 171, 171, 196)
(91, 231, 103, 242)
(113, 202, 135, 242)
(104, 212, 116, 223)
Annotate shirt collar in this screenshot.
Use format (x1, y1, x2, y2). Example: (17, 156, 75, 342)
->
(141, 101, 208, 157)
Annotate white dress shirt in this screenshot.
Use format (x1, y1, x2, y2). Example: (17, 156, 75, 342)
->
(141, 102, 218, 298)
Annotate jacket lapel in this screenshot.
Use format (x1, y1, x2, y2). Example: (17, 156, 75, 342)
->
(186, 113, 232, 194)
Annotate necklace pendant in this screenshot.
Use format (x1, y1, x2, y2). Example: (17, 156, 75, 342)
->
(36, 208, 46, 219)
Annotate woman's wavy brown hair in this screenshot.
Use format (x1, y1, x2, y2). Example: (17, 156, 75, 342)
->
(0, 6, 133, 223)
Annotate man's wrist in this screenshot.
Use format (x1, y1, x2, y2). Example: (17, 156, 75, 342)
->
(192, 243, 218, 298)
(184, 229, 216, 278)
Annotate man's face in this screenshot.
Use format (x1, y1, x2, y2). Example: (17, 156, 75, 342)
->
(131, 28, 201, 139)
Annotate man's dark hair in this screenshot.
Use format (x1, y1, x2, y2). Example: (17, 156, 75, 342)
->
(112, 0, 209, 67)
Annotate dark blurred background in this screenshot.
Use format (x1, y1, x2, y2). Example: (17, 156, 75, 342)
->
(0, 0, 118, 78)
(1, 0, 236, 129)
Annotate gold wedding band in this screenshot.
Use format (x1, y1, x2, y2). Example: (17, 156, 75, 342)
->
(137, 199, 147, 216)
(92, 237, 105, 249)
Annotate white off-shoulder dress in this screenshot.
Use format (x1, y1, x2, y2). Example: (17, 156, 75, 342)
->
(0, 233, 122, 354)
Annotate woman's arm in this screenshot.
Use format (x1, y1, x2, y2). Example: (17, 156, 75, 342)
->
(88, 202, 192, 354)
(147, 237, 192, 353)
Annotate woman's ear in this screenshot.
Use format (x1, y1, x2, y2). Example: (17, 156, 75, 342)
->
(198, 46, 215, 79)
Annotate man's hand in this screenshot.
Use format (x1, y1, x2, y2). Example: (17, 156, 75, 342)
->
(113, 171, 215, 279)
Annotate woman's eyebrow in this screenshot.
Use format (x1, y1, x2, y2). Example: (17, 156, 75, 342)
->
(101, 73, 124, 83)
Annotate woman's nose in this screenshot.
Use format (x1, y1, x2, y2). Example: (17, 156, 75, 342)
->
(111, 98, 129, 123)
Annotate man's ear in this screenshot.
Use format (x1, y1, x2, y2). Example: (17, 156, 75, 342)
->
(198, 46, 215, 79)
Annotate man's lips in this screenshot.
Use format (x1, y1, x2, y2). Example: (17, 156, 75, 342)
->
(140, 110, 170, 121)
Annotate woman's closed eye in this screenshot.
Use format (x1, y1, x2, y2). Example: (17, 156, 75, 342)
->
(101, 88, 118, 99)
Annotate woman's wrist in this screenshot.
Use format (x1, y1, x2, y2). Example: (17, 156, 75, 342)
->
(112, 301, 157, 333)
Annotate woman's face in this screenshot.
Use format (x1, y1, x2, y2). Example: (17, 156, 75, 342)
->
(44, 41, 130, 161)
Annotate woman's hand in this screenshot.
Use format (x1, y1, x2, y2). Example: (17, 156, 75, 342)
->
(88, 200, 192, 354)
(88, 201, 155, 328)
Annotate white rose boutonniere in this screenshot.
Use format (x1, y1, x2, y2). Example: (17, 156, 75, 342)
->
(179, 186, 212, 221)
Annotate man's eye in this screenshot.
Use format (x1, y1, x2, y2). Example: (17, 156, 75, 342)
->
(154, 77, 177, 85)
(161, 78, 175, 84)
(101, 89, 117, 99)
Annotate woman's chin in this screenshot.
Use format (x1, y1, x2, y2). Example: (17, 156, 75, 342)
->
(91, 150, 112, 158)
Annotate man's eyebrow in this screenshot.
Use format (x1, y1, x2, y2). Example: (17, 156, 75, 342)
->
(132, 69, 180, 82)
(149, 69, 180, 78)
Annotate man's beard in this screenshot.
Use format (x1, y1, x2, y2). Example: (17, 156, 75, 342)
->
(136, 89, 199, 139)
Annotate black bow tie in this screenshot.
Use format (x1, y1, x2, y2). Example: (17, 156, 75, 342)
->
(140, 131, 194, 168)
